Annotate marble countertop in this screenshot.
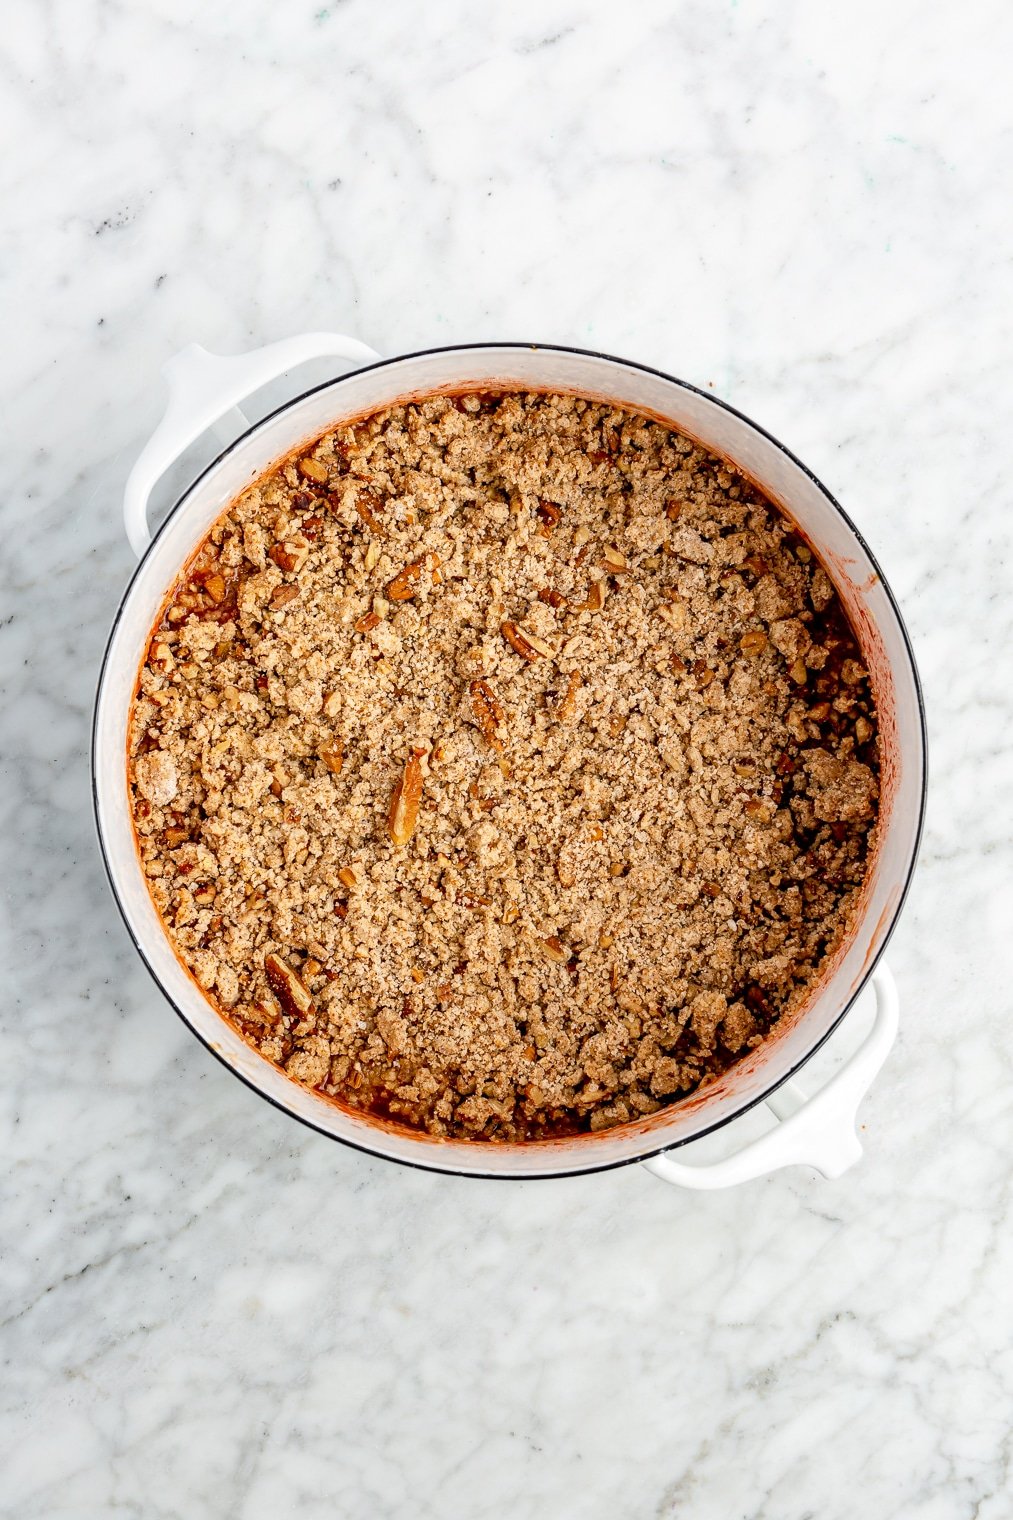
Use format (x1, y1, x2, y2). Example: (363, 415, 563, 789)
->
(3, 2, 1011, 1515)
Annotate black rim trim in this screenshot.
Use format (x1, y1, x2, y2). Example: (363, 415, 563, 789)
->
(91, 340, 929, 1181)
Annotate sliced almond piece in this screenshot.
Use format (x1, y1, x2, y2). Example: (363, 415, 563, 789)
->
(337, 866, 357, 889)
(469, 678, 506, 751)
(388, 749, 425, 846)
(264, 952, 315, 1019)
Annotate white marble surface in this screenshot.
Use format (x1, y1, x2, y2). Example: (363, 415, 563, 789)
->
(2, 1, 1012, 1515)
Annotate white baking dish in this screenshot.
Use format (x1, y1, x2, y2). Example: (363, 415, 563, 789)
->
(93, 335, 926, 1187)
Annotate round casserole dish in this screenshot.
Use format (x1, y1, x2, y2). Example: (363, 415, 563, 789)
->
(93, 336, 926, 1188)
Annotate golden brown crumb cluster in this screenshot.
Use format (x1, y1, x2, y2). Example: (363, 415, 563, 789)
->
(128, 392, 879, 1140)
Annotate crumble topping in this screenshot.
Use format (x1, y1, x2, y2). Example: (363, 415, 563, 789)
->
(128, 391, 879, 1140)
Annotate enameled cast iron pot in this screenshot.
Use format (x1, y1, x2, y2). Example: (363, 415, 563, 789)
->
(93, 335, 926, 1188)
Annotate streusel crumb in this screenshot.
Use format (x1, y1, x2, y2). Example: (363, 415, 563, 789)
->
(128, 392, 879, 1140)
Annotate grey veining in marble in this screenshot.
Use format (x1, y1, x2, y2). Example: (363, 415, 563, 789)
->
(2, 1, 1012, 1516)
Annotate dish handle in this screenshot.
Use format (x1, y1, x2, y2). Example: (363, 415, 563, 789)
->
(642, 963, 898, 1190)
(123, 332, 381, 558)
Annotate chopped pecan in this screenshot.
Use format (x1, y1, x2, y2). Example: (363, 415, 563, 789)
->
(657, 599, 686, 632)
(388, 749, 425, 846)
(247, 997, 282, 1028)
(501, 621, 554, 660)
(148, 639, 174, 672)
(573, 580, 606, 613)
(554, 669, 581, 724)
(297, 457, 329, 484)
(264, 952, 315, 1019)
(469, 678, 506, 751)
(354, 610, 381, 633)
(269, 583, 299, 610)
(354, 491, 385, 535)
(319, 742, 344, 775)
(540, 935, 569, 964)
(536, 500, 562, 532)
(538, 585, 567, 609)
(386, 558, 425, 601)
(268, 541, 307, 574)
